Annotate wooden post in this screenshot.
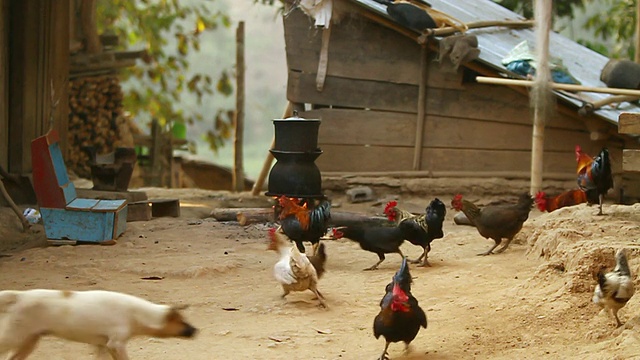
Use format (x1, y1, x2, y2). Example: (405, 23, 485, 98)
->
(530, 0, 553, 196)
(251, 101, 293, 196)
(80, 0, 101, 54)
(413, 44, 428, 170)
(232, 21, 245, 192)
(636, 0, 640, 63)
(150, 119, 162, 187)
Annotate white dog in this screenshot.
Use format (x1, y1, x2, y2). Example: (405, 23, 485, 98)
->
(0, 289, 197, 359)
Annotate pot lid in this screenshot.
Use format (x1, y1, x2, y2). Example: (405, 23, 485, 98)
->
(275, 110, 319, 121)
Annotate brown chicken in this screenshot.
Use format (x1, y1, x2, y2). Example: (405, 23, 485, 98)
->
(535, 189, 588, 212)
(451, 193, 534, 256)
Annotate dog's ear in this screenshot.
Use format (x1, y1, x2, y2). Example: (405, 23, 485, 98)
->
(171, 304, 189, 311)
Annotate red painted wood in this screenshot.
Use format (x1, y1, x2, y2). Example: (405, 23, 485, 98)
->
(31, 130, 67, 208)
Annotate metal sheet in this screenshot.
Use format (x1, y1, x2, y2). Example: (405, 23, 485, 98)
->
(349, 0, 638, 126)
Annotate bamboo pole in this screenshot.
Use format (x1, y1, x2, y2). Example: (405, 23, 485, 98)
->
(413, 45, 428, 170)
(476, 77, 640, 96)
(232, 21, 245, 192)
(530, 0, 553, 197)
(251, 102, 294, 196)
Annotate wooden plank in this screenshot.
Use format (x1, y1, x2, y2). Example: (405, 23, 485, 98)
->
(0, 0, 7, 170)
(283, 7, 463, 89)
(290, 74, 589, 132)
(316, 145, 414, 172)
(316, 144, 614, 174)
(623, 149, 640, 172)
(307, 109, 416, 147)
(618, 112, 640, 134)
(306, 108, 593, 152)
(288, 70, 419, 112)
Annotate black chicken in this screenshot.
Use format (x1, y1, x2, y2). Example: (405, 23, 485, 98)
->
(277, 196, 331, 254)
(333, 220, 423, 271)
(372, 0, 436, 32)
(373, 257, 427, 360)
(576, 145, 614, 215)
(384, 198, 447, 267)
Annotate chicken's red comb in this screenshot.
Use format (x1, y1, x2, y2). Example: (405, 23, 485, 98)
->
(384, 200, 398, 214)
(453, 194, 463, 201)
(534, 191, 547, 212)
(268, 227, 277, 239)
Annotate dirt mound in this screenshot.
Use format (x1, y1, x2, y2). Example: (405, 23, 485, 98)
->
(521, 203, 640, 294)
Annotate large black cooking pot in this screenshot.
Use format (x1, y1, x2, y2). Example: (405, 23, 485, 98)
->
(266, 150, 323, 198)
(272, 111, 320, 152)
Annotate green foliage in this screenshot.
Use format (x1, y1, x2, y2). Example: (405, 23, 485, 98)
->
(583, 0, 636, 58)
(97, 0, 234, 153)
(493, 0, 587, 19)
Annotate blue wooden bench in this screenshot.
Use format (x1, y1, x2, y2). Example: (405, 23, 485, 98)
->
(31, 130, 128, 244)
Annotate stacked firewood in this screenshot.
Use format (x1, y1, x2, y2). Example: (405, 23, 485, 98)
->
(67, 75, 131, 178)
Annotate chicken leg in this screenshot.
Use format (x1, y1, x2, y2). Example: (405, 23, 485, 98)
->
(365, 250, 405, 271)
(478, 240, 501, 256)
(597, 194, 605, 216)
(494, 237, 515, 254)
(409, 245, 431, 267)
(378, 341, 390, 360)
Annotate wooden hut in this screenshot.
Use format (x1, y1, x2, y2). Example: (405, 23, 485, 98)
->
(282, 0, 640, 199)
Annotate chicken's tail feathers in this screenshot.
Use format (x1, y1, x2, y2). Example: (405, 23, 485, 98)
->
(615, 248, 632, 276)
(534, 191, 548, 212)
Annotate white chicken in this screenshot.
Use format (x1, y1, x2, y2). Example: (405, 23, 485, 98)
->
(268, 226, 327, 308)
(593, 248, 635, 327)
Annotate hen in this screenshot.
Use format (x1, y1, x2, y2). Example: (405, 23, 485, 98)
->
(268, 227, 326, 307)
(593, 248, 635, 327)
(277, 196, 331, 254)
(373, 257, 427, 360)
(384, 198, 447, 267)
(534, 189, 588, 212)
(332, 220, 422, 271)
(576, 145, 614, 215)
(451, 193, 533, 256)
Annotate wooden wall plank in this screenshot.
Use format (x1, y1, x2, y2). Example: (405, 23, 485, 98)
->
(316, 145, 592, 174)
(316, 145, 414, 172)
(288, 70, 419, 112)
(618, 112, 640, 134)
(304, 108, 594, 153)
(8, 0, 69, 174)
(283, 7, 463, 89)
(0, 0, 7, 170)
(291, 75, 590, 132)
(307, 109, 416, 147)
(623, 149, 640, 172)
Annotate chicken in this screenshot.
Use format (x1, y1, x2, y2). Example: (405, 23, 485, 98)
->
(593, 248, 635, 327)
(384, 198, 446, 267)
(332, 221, 421, 271)
(534, 189, 588, 212)
(450, 193, 534, 256)
(277, 196, 331, 254)
(372, 0, 436, 32)
(268, 227, 326, 307)
(576, 145, 614, 215)
(373, 257, 427, 360)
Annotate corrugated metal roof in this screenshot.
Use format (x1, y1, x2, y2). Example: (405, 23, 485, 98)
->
(351, 0, 639, 126)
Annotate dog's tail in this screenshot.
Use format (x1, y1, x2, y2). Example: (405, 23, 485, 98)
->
(0, 291, 20, 313)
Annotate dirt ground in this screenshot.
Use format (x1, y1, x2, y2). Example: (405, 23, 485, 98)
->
(1, 185, 640, 360)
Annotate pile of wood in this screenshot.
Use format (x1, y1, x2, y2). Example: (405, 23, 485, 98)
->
(67, 75, 130, 178)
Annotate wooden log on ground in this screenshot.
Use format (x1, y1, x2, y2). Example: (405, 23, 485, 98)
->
(238, 208, 275, 226)
(210, 207, 269, 222)
(210, 207, 391, 227)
